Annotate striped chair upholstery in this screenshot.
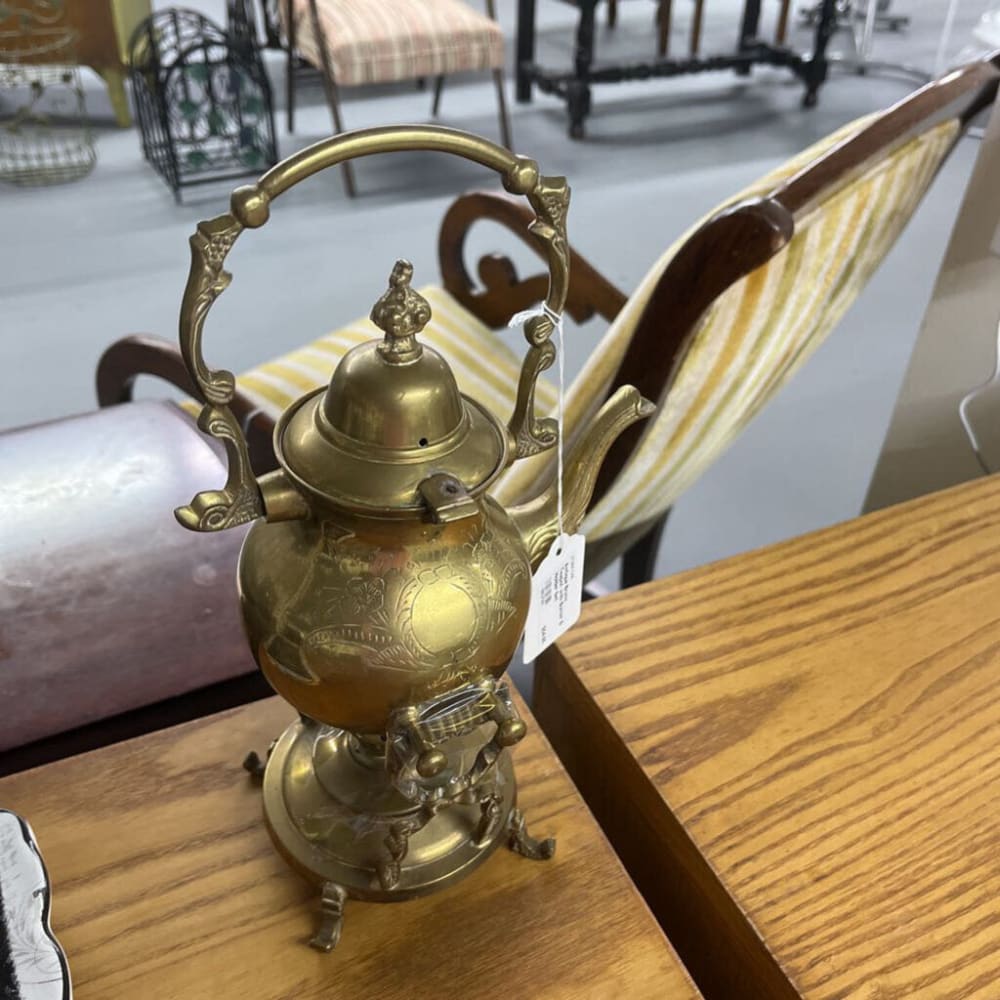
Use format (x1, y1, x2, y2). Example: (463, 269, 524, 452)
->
(492, 115, 960, 568)
(286, 0, 504, 86)
(217, 112, 958, 577)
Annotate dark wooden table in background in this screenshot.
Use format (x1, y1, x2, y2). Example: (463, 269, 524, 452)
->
(0, 694, 700, 999)
(536, 475, 1000, 999)
(516, 0, 838, 137)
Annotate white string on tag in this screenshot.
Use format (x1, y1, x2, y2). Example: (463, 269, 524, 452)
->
(508, 303, 566, 543)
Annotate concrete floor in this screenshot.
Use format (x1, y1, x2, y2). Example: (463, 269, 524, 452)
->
(0, 0, 990, 587)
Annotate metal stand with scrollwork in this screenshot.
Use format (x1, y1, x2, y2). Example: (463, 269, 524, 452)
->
(0, 1, 95, 186)
(127, 5, 277, 202)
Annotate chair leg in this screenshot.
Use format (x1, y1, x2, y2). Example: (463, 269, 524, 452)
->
(308, 0, 357, 196)
(432, 75, 446, 116)
(775, 0, 792, 43)
(492, 68, 513, 149)
(285, 0, 296, 131)
(690, 0, 705, 55)
(620, 511, 670, 590)
(324, 76, 357, 197)
(657, 0, 672, 56)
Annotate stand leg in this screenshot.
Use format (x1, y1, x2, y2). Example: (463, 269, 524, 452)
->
(310, 882, 348, 952)
(100, 68, 131, 127)
(507, 808, 556, 861)
(377, 807, 435, 891)
(473, 793, 505, 847)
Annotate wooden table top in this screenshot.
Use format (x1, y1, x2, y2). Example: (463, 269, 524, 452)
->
(536, 476, 1000, 999)
(0, 694, 699, 999)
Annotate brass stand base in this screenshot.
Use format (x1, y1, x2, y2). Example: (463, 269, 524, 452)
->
(305, 808, 555, 952)
(252, 718, 554, 950)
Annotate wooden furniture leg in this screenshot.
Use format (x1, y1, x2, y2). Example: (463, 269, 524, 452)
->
(493, 68, 513, 149)
(620, 513, 669, 589)
(568, 0, 597, 139)
(307, 0, 356, 195)
(657, 0, 672, 57)
(775, 0, 792, 44)
(690, 0, 705, 56)
(286, 0, 297, 132)
(803, 0, 837, 106)
(516, 0, 537, 102)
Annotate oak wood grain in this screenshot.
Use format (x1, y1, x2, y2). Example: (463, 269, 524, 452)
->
(536, 475, 1000, 999)
(0, 694, 700, 1000)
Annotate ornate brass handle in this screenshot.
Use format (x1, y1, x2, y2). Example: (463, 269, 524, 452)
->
(175, 124, 571, 532)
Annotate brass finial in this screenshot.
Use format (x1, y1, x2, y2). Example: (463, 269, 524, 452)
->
(371, 260, 432, 364)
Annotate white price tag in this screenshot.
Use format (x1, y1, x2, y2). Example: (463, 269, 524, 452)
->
(523, 532, 586, 663)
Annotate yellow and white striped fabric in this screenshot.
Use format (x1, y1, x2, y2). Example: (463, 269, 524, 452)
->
(493, 114, 961, 559)
(286, 0, 504, 87)
(217, 285, 558, 429)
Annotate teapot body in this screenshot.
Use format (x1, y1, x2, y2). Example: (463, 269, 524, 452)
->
(239, 496, 532, 733)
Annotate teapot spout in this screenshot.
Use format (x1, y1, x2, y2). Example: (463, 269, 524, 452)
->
(508, 386, 654, 571)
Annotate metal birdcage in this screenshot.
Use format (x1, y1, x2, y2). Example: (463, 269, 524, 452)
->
(0, 1, 96, 186)
(128, 6, 277, 202)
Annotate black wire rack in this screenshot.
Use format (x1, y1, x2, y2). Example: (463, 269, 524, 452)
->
(128, 6, 278, 202)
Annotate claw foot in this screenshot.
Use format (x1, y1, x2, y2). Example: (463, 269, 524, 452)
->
(507, 808, 556, 861)
(310, 881, 348, 952)
(242, 739, 276, 780)
(472, 793, 504, 848)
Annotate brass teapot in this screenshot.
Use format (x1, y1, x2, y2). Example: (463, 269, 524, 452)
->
(175, 126, 652, 952)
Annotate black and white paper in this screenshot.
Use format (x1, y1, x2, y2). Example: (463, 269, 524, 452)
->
(0, 810, 71, 1000)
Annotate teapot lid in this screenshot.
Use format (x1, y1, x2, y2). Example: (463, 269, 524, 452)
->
(274, 260, 509, 517)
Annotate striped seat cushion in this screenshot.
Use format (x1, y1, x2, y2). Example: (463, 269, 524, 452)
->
(287, 0, 505, 86)
(206, 285, 558, 432)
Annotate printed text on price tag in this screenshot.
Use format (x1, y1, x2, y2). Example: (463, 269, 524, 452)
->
(523, 533, 586, 662)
